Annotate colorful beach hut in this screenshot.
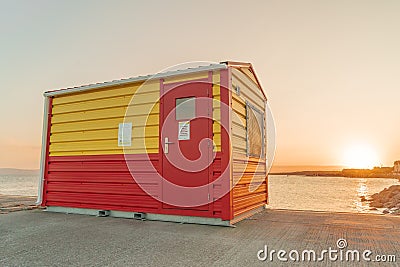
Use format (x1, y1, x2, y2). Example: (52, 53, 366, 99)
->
(38, 61, 268, 226)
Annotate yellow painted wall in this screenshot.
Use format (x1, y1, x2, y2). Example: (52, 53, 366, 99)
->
(49, 71, 222, 156)
(212, 71, 221, 152)
(50, 81, 160, 156)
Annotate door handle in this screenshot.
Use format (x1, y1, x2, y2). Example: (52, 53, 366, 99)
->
(164, 137, 174, 154)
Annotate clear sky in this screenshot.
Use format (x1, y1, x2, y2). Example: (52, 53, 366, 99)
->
(1, 0, 399, 169)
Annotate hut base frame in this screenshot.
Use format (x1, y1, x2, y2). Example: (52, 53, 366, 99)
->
(45, 205, 267, 226)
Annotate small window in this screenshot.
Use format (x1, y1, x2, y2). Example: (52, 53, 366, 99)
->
(246, 103, 264, 158)
(176, 97, 195, 121)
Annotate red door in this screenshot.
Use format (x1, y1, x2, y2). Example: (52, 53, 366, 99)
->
(161, 79, 213, 211)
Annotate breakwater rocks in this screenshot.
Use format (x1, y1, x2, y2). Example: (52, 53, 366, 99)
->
(368, 185, 400, 215)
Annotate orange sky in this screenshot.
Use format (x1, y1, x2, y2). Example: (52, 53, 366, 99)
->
(1, 1, 399, 169)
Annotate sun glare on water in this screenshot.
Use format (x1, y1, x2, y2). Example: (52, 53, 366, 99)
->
(343, 144, 379, 169)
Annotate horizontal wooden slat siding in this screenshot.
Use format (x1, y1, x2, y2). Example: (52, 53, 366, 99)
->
(163, 71, 209, 84)
(52, 95, 155, 115)
(52, 92, 158, 117)
(231, 69, 265, 110)
(47, 182, 159, 197)
(47, 172, 158, 183)
(232, 96, 246, 116)
(43, 154, 162, 213)
(232, 157, 267, 217)
(231, 93, 247, 155)
(233, 157, 266, 173)
(50, 115, 159, 133)
(240, 68, 260, 87)
(50, 138, 158, 153)
(232, 125, 246, 141)
(48, 160, 159, 174)
(233, 198, 266, 217)
(232, 135, 247, 152)
(230, 68, 267, 218)
(232, 112, 246, 130)
(52, 103, 159, 123)
(49, 149, 159, 157)
(234, 173, 266, 184)
(233, 183, 266, 198)
(52, 84, 141, 105)
(49, 81, 160, 156)
(50, 126, 159, 143)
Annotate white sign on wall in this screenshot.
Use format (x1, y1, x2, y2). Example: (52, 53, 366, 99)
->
(118, 122, 132, 147)
(178, 121, 190, 140)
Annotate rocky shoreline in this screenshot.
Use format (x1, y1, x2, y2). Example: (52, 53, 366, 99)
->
(0, 194, 38, 214)
(271, 167, 400, 179)
(363, 185, 400, 215)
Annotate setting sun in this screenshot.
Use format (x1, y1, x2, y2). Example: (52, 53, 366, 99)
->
(343, 144, 380, 169)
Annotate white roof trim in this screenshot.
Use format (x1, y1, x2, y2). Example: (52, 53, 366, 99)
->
(44, 63, 228, 97)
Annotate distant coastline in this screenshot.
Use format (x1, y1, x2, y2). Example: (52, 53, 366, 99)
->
(271, 167, 400, 179)
(0, 168, 39, 176)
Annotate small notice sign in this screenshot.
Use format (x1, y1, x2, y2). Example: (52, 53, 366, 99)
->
(178, 121, 190, 140)
(118, 122, 132, 147)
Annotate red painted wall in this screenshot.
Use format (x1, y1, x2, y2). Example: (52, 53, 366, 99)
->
(42, 153, 230, 219)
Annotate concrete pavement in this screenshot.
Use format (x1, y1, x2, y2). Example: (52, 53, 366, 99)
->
(1, 209, 399, 266)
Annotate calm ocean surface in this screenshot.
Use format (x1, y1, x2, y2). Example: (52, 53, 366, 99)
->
(269, 175, 400, 213)
(0, 175, 39, 196)
(1, 174, 399, 214)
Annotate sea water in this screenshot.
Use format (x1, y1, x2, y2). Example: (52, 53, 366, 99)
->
(0, 175, 39, 196)
(268, 175, 400, 213)
(1, 174, 399, 213)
